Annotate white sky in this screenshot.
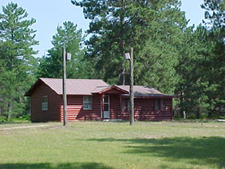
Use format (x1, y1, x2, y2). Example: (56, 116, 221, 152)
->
(0, 0, 205, 58)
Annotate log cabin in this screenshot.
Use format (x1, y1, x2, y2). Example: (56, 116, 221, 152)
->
(25, 78, 176, 122)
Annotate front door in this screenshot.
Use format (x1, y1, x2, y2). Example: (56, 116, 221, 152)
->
(104, 95, 110, 118)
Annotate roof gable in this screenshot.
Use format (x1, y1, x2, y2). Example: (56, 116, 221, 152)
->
(92, 86, 129, 94)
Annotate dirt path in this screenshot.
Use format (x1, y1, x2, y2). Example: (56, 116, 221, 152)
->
(0, 124, 52, 131)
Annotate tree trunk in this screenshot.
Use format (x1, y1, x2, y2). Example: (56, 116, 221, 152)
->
(119, 0, 126, 85)
(196, 107, 200, 119)
(7, 102, 11, 120)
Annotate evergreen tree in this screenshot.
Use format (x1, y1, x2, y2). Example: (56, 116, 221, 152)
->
(175, 0, 225, 118)
(132, 0, 187, 93)
(0, 3, 38, 118)
(175, 25, 210, 118)
(200, 0, 225, 117)
(38, 21, 91, 79)
(72, 0, 187, 91)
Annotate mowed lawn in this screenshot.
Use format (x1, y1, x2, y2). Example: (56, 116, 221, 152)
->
(0, 121, 225, 169)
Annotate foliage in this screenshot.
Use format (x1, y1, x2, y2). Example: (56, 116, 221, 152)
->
(38, 21, 92, 79)
(72, 0, 187, 88)
(0, 3, 38, 119)
(0, 116, 7, 122)
(199, 0, 225, 117)
(0, 115, 30, 123)
(72, 0, 225, 119)
(173, 0, 225, 118)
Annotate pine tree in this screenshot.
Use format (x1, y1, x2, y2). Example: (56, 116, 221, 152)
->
(200, 0, 225, 117)
(0, 3, 38, 118)
(72, 0, 187, 90)
(38, 21, 91, 79)
(175, 25, 211, 118)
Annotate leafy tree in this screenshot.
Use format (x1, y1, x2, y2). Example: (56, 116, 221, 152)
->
(38, 21, 91, 79)
(0, 3, 38, 119)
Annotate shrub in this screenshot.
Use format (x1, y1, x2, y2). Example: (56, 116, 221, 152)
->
(0, 116, 7, 122)
(187, 114, 196, 119)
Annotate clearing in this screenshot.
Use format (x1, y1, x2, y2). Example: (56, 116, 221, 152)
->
(0, 121, 225, 169)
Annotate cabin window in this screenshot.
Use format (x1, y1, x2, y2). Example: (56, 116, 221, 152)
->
(161, 99, 165, 111)
(154, 99, 160, 111)
(42, 96, 48, 111)
(122, 99, 127, 111)
(155, 99, 165, 111)
(83, 96, 92, 110)
(128, 100, 130, 111)
(122, 99, 130, 112)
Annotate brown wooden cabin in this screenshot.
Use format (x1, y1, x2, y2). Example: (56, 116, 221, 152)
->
(25, 78, 176, 122)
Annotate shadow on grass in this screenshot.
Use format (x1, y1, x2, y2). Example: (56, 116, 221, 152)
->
(88, 137, 225, 168)
(0, 162, 114, 169)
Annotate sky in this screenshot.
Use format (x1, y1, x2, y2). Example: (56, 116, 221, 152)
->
(0, 0, 205, 58)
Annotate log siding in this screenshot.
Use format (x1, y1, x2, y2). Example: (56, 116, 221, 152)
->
(27, 79, 174, 122)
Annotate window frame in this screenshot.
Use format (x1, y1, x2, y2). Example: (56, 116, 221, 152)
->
(42, 95, 48, 111)
(161, 99, 165, 111)
(122, 98, 130, 112)
(122, 98, 127, 111)
(154, 99, 160, 111)
(83, 96, 92, 110)
(154, 99, 166, 112)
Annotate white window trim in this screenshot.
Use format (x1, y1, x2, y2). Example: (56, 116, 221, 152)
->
(83, 96, 92, 110)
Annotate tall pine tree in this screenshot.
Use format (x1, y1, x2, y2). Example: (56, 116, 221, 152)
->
(72, 0, 187, 92)
(38, 21, 91, 79)
(0, 3, 38, 118)
(200, 0, 225, 117)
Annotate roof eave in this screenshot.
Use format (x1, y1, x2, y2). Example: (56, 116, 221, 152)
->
(24, 79, 42, 96)
(92, 85, 129, 95)
(122, 94, 178, 98)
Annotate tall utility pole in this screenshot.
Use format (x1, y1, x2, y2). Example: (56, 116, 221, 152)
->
(130, 47, 134, 125)
(62, 47, 67, 126)
(125, 48, 134, 125)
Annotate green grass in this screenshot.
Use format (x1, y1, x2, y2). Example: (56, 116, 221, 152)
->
(0, 121, 225, 169)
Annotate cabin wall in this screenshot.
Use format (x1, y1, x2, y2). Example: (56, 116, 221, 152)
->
(109, 94, 121, 119)
(60, 95, 102, 121)
(121, 98, 173, 121)
(31, 83, 61, 122)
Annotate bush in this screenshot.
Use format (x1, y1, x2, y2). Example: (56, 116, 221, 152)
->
(0, 116, 7, 122)
(19, 115, 30, 121)
(0, 115, 30, 123)
(10, 115, 30, 122)
(217, 116, 225, 119)
(187, 114, 196, 119)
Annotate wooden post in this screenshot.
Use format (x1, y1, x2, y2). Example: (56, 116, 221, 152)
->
(120, 94, 122, 119)
(101, 94, 105, 119)
(130, 47, 134, 125)
(62, 47, 67, 126)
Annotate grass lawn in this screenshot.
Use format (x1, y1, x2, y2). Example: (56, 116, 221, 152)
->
(0, 121, 225, 169)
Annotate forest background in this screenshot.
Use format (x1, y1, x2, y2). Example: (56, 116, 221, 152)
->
(0, 0, 224, 121)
